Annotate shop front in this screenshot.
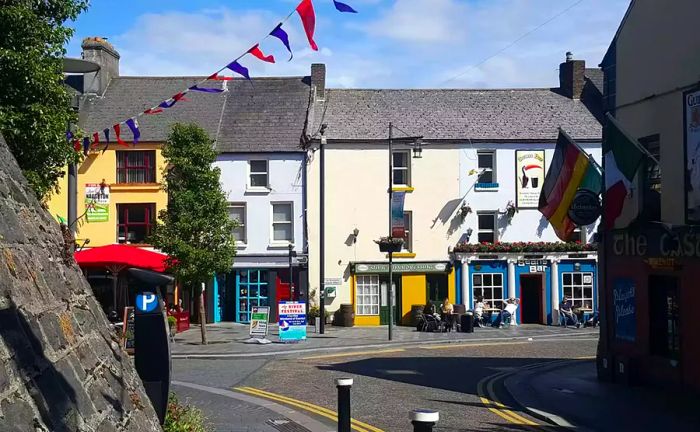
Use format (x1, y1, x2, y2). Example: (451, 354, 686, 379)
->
(212, 256, 308, 324)
(350, 261, 455, 326)
(455, 252, 597, 325)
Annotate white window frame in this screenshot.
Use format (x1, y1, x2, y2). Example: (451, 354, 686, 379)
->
(476, 150, 497, 188)
(392, 150, 411, 187)
(562, 272, 594, 309)
(402, 211, 412, 252)
(477, 211, 497, 243)
(228, 203, 247, 245)
(356, 275, 380, 315)
(472, 273, 505, 309)
(270, 202, 294, 245)
(248, 159, 269, 190)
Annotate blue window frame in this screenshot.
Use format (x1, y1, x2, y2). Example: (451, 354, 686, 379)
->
(235, 269, 269, 322)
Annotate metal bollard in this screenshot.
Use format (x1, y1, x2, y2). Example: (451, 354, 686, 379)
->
(336, 378, 353, 432)
(410, 409, 439, 432)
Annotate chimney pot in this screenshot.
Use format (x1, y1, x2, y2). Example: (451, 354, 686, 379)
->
(566, 51, 573, 62)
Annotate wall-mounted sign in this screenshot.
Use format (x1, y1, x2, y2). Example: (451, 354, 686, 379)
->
(354, 262, 448, 274)
(323, 277, 343, 286)
(613, 278, 636, 342)
(612, 226, 700, 258)
(517, 259, 549, 273)
(515, 150, 545, 208)
(568, 189, 601, 226)
(121, 307, 135, 354)
(685, 88, 700, 223)
(85, 183, 109, 222)
(391, 192, 406, 238)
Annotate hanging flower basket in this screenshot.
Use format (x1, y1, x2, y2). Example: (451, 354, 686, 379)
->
(459, 203, 473, 221)
(375, 237, 404, 253)
(504, 201, 518, 223)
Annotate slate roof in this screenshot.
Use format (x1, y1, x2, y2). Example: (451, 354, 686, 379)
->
(313, 87, 602, 142)
(81, 76, 311, 153)
(585, 68, 604, 96)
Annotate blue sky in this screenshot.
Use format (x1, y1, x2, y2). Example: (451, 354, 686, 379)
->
(67, 0, 631, 89)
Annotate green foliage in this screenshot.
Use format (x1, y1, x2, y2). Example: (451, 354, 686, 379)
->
(167, 315, 177, 329)
(0, 0, 88, 200)
(150, 123, 236, 287)
(164, 393, 211, 432)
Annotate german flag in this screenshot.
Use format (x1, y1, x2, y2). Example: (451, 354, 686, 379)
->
(539, 129, 601, 240)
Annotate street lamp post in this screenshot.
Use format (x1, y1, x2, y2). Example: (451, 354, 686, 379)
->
(288, 243, 296, 301)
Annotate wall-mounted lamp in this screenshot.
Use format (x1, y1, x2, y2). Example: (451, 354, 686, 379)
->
(466, 228, 473, 242)
(574, 262, 581, 271)
(411, 139, 423, 159)
(352, 228, 359, 243)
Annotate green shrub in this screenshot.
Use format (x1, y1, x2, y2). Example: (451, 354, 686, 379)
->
(163, 393, 211, 432)
(167, 315, 177, 332)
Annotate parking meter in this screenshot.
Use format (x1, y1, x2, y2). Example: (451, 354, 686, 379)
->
(134, 289, 171, 424)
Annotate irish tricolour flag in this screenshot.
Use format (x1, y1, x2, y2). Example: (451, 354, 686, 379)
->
(604, 114, 645, 229)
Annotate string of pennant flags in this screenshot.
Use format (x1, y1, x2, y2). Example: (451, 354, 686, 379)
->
(66, 0, 358, 155)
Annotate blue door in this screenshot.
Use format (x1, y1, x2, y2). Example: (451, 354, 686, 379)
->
(235, 269, 270, 323)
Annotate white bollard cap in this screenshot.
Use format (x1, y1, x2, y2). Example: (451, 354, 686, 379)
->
(410, 409, 439, 423)
(335, 378, 354, 387)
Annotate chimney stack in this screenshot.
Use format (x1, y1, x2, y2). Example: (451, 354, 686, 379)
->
(311, 63, 326, 101)
(559, 51, 585, 99)
(81, 37, 120, 95)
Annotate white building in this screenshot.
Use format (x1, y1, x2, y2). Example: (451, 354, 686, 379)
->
(305, 55, 603, 326)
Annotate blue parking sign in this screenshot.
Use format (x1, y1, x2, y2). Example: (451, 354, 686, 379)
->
(136, 292, 159, 313)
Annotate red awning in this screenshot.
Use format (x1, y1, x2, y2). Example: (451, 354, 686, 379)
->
(74, 244, 169, 273)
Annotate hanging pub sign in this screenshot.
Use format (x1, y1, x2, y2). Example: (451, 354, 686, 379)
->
(85, 183, 110, 222)
(568, 189, 601, 226)
(515, 150, 545, 208)
(391, 192, 406, 238)
(685, 88, 700, 223)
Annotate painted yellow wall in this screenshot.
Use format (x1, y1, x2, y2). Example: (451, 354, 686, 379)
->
(354, 316, 380, 326)
(448, 268, 456, 304)
(45, 144, 167, 246)
(401, 274, 427, 325)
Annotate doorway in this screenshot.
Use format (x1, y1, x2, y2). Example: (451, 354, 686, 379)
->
(520, 274, 544, 324)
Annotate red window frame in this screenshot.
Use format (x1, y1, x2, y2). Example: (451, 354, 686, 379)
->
(117, 203, 155, 244)
(116, 150, 156, 184)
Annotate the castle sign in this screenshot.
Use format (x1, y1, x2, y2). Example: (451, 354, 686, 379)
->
(611, 228, 700, 259)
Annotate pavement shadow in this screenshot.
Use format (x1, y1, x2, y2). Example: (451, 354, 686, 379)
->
(0, 302, 78, 431)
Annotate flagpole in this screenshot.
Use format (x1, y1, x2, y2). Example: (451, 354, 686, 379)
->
(605, 112, 660, 165)
(558, 127, 604, 173)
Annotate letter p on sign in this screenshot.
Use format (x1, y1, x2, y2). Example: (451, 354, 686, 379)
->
(137, 292, 158, 313)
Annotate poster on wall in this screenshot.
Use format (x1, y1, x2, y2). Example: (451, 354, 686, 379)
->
(685, 88, 700, 223)
(391, 191, 406, 238)
(613, 278, 636, 342)
(278, 301, 306, 342)
(515, 150, 545, 208)
(84, 183, 110, 222)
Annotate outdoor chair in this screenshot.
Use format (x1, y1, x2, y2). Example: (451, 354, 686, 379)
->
(422, 314, 441, 332)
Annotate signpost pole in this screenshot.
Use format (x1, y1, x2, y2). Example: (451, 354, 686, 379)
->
(388, 123, 394, 342)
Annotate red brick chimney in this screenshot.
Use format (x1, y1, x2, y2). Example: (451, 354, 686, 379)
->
(559, 51, 585, 99)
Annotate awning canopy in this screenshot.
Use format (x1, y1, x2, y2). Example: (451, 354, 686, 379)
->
(74, 244, 169, 273)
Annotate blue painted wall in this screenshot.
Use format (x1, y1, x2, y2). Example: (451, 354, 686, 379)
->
(468, 261, 508, 309)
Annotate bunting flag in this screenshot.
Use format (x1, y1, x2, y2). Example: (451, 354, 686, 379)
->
(296, 0, 318, 51)
(103, 128, 111, 143)
(538, 129, 602, 240)
(333, 1, 357, 13)
(227, 61, 251, 80)
(248, 44, 275, 63)
(113, 124, 127, 147)
(159, 92, 189, 109)
(270, 23, 293, 60)
(91, 132, 100, 148)
(82, 137, 91, 155)
(73, 139, 81, 152)
(208, 73, 233, 81)
(125, 118, 141, 144)
(189, 84, 225, 93)
(144, 107, 164, 114)
(66, 131, 73, 141)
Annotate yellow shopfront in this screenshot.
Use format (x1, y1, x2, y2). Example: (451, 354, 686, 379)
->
(350, 262, 455, 326)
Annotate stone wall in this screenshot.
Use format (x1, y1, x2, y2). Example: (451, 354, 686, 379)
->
(0, 134, 161, 432)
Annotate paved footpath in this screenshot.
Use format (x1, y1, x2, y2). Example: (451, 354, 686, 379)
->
(172, 322, 599, 358)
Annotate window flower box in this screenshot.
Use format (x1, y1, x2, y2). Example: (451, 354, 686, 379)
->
(375, 237, 404, 253)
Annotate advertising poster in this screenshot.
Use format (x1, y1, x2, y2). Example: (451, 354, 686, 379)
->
(121, 307, 135, 354)
(685, 88, 700, 223)
(391, 192, 406, 238)
(613, 278, 636, 342)
(249, 306, 270, 338)
(278, 301, 307, 342)
(515, 150, 545, 208)
(84, 183, 110, 222)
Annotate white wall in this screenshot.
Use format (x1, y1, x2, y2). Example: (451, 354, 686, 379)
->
(458, 143, 603, 243)
(215, 153, 305, 257)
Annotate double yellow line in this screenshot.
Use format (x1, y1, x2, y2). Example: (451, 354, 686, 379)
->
(235, 386, 384, 432)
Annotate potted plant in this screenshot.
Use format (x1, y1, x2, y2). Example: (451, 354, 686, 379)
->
(374, 236, 404, 253)
(459, 203, 473, 221)
(504, 201, 518, 223)
(167, 315, 177, 338)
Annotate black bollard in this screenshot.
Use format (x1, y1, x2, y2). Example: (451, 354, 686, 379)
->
(410, 409, 439, 432)
(336, 378, 353, 432)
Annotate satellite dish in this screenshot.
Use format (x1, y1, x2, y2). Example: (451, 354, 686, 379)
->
(63, 57, 101, 74)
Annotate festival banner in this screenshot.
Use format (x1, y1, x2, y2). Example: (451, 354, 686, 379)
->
(278, 301, 307, 342)
(391, 192, 406, 238)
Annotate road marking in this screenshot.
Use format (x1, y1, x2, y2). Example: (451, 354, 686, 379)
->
(421, 341, 531, 350)
(301, 348, 405, 360)
(235, 386, 384, 432)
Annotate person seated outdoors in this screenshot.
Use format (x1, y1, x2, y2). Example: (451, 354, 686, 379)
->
(473, 297, 486, 327)
(441, 298, 455, 331)
(493, 298, 518, 328)
(559, 296, 581, 328)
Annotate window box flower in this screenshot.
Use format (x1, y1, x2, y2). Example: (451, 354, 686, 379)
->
(375, 237, 404, 253)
